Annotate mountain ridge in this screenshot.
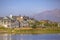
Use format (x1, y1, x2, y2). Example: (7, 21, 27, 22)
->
(32, 9, 60, 22)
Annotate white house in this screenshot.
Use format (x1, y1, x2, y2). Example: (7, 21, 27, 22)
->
(0, 15, 19, 28)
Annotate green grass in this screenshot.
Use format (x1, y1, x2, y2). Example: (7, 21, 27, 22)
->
(0, 26, 60, 34)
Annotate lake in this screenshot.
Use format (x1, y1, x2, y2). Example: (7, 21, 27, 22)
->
(0, 34, 60, 40)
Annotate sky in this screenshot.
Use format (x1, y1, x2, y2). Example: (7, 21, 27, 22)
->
(0, 0, 60, 17)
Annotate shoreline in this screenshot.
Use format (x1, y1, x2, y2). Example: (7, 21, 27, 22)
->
(0, 27, 60, 34)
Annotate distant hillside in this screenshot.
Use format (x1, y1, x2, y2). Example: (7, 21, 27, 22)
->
(32, 9, 60, 22)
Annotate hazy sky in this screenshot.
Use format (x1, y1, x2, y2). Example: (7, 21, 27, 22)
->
(0, 0, 60, 17)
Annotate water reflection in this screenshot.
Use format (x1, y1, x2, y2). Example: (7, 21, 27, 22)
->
(0, 34, 26, 40)
(0, 34, 11, 40)
(0, 34, 60, 40)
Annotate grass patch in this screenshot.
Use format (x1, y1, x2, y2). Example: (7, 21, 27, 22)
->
(0, 26, 60, 34)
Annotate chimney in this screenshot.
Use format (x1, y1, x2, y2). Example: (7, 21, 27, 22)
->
(10, 14, 12, 18)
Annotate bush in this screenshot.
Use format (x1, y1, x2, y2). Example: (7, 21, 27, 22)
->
(31, 24, 37, 28)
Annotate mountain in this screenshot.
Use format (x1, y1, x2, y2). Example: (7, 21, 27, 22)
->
(32, 9, 60, 22)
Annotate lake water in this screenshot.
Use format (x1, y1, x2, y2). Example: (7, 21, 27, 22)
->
(0, 34, 60, 40)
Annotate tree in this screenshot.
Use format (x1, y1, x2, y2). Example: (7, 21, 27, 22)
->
(31, 20, 40, 28)
(31, 24, 36, 28)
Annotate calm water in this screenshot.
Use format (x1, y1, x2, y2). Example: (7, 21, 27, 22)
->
(0, 34, 60, 40)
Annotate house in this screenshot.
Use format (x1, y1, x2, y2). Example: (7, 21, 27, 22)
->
(39, 20, 58, 27)
(16, 16, 30, 28)
(0, 15, 36, 28)
(0, 15, 19, 28)
(39, 20, 53, 27)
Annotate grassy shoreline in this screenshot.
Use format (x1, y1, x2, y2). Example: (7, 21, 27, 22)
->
(0, 27, 60, 34)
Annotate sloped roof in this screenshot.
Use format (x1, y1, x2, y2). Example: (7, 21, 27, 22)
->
(3, 16, 16, 21)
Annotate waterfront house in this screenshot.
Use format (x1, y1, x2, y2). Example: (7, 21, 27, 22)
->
(0, 15, 19, 28)
(16, 16, 30, 28)
(0, 15, 37, 28)
(39, 20, 53, 27)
